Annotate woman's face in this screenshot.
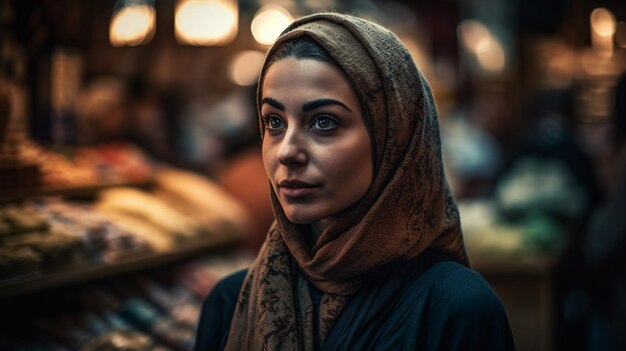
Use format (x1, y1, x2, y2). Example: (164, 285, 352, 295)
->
(261, 57, 373, 229)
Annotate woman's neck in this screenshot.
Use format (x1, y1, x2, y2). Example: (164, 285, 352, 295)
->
(311, 220, 330, 242)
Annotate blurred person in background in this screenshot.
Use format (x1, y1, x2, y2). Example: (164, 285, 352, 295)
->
(74, 77, 128, 145)
(125, 80, 182, 167)
(75, 76, 193, 168)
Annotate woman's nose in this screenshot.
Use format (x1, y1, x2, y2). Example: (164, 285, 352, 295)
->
(277, 128, 307, 167)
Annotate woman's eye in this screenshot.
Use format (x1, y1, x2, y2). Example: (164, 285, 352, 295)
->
(264, 115, 285, 131)
(312, 116, 338, 131)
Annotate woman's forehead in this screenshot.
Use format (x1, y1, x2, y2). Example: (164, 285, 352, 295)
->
(261, 58, 355, 100)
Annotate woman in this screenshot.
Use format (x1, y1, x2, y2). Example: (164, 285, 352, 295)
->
(195, 13, 515, 351)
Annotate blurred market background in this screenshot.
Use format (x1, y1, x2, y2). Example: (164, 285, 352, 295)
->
(1, 0, 626, 350)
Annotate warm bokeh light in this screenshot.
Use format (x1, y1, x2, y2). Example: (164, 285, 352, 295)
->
(591, 8, 616, 37)
(458, 19, 505, 73)
(457, 19, 490, 54)
(109, 5, 156, 47)
(251, 5, 293, 45)
(228, 50, 266, 86)
(475, 36, 505, 72)
(175, 0, 238, 46)
(590, 7, 616, 57)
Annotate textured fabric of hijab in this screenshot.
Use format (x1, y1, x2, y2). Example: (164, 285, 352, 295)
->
(225, 12, 468, 350)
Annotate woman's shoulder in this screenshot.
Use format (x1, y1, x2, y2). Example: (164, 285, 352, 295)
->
(402, 260, 515, 349)
(210, 268, 248, 298)
(429, 260, 499, 298)
(330, 257, 515, 350)
(414, 259, 504, 314)
(202, 268, 248, 310)
(194, 269, 248, 351)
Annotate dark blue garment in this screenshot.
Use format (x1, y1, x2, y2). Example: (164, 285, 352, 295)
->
(194, 270, 247, 351)
(194, 253, 515, 350)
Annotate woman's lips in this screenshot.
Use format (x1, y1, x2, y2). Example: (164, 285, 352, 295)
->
(278, 179, 318, 199)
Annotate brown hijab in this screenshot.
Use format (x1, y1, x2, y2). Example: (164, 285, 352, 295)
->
(225, 13, 467, 350)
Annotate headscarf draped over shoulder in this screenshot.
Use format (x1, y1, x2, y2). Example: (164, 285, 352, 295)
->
(225, 13, 468, 350)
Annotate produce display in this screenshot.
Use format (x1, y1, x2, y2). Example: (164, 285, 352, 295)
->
(0, 199, 152, 278)
(153, 168, 251, 234)
(458, 199, 565, 260)
(16, 140, 155, 188)
(0, 168, 250, 281)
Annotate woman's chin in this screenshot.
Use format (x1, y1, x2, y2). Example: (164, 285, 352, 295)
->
(283, 209, 320, 225)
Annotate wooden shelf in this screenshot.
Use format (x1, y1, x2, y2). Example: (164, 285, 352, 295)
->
(0, 180, 154, 203)
(0, 231, 243, 300)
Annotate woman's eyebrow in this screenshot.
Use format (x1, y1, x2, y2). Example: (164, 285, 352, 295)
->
(260, 97, 284, 111)
(303, 99, 352, 112)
